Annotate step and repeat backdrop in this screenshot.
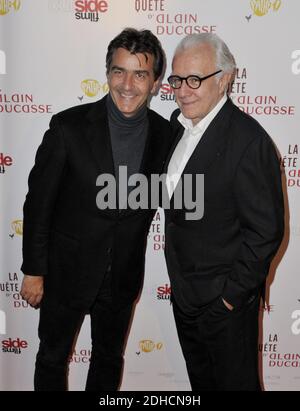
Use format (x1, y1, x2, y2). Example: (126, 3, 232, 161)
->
(0, 0, 300, 391)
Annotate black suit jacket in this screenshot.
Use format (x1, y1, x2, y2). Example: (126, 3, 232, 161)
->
(165, 99, 284, 315)
(21, 96, 172, 310)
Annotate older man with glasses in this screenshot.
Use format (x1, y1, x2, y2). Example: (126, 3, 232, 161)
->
(164, 33, 284, 391)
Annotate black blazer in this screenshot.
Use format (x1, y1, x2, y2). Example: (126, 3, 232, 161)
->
(165, 99, 284, 315)
(21, 96, 172, 310)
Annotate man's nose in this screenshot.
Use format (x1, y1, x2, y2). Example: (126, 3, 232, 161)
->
(122, 73, 134, 89)
(177, 80, 192, 97)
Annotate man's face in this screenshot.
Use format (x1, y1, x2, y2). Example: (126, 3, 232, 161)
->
(107, 48, 159, 117)
(171, 43, 230, 125)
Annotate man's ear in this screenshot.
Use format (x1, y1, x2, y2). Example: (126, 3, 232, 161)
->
(218, 73, 232, 94)
(151, 78, 161, 95)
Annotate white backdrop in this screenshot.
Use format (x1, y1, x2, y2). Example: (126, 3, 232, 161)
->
(0, 0, 300, 391)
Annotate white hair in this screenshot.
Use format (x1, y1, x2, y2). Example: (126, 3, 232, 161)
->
(174, 33, 236, 77)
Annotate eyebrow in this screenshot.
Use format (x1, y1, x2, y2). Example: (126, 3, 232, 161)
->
(111, 66, 150, 76)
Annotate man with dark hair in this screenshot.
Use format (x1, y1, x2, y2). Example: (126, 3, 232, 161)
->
(20, 28, 171, 391)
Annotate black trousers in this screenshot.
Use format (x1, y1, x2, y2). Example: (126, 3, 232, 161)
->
(173, 294, 261, 391)
(34, 273, 133, 391)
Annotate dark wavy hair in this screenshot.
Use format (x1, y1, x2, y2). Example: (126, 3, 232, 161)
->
(106, 28, 165, 80)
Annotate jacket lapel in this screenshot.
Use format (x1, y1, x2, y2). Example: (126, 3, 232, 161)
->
(85, 96, 115, 178)
(84, 96, 118, 218)
(175, 99, 234, 177)
(141, 110, 167, 178)
(163, 111, 184, 174)
(168, 99, 234, 213)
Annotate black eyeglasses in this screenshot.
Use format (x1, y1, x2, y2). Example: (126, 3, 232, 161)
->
(167, 70, 222, 89)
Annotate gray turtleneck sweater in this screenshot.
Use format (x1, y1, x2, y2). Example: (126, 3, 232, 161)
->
(106, 93, 149, 185)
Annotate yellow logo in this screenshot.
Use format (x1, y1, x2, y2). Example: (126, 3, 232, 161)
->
(250, 0, 282, 17)
(81, 79, 109, 97)
(0, 0, 21, 16)
(11, 220, 23, 235)
(139, 340, 163, 353)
